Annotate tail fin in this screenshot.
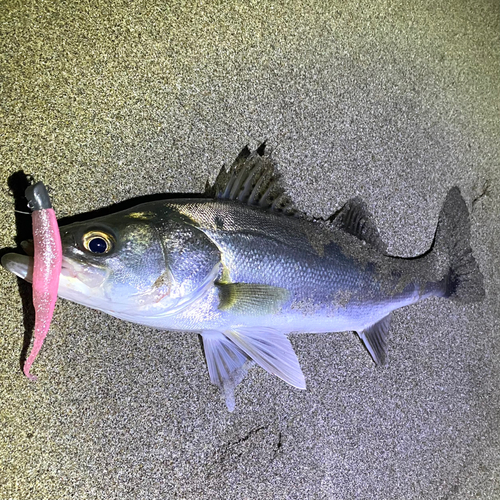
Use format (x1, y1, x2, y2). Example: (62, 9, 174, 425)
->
(434, 187, 485, 303)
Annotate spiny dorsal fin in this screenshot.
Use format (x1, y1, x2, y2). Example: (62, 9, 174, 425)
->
(210, 143, 297, 215)
(333, 197, 387, 253)
(357, 313, 392, 365)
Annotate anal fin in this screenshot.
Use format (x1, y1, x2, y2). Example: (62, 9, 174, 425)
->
(357, 313, 392, 365)
(201, 330, 254, 411)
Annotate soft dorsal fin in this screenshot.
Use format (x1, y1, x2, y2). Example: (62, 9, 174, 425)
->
(209, 143, 297, 215)
(333, 197, 387, 253)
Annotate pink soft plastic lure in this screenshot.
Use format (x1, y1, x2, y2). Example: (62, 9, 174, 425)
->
(23, 182, 62, 380)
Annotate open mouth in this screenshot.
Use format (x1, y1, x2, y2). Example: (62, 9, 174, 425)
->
(1, 253, 33, 282)
(1, 252, 103, 287)
(1, 250, 114, 314)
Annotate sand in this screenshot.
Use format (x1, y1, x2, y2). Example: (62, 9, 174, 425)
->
(1, 1, 499, 498)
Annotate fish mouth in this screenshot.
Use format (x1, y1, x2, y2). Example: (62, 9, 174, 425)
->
(2, 251, 116, 314)
(1, 253, 33, 281)
(1, 252, 106, 288)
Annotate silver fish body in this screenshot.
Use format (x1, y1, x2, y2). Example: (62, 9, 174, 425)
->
(138, 199, 432, 333)
(2, 146, 485, 410)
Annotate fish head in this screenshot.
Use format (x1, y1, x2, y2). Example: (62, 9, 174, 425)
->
(2, 205, 222, 320)
(57, 213, 170, 314)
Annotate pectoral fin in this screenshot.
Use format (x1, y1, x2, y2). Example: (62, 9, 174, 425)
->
(201, 330, 254, 411)
(217, 283, 289, 315)
(357, 313, 392, 365)
(223, 327, 306, 389)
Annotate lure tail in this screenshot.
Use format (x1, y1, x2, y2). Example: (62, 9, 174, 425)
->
(23, 182, 62, 380)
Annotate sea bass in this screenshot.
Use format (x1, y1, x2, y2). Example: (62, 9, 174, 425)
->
(2, 145, 485, 410)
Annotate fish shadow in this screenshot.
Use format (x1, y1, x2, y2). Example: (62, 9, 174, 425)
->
(55, 189, 210, 226)
(2, 171, 36, 372)
(1, 171, 213, 373)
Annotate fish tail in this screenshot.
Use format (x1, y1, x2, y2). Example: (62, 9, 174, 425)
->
(433, 187, 485, 303)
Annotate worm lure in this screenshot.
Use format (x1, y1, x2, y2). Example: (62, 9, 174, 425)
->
(23, 182, 62, 380)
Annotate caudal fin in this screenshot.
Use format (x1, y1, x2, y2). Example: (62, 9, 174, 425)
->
(434, 187, 485, 303)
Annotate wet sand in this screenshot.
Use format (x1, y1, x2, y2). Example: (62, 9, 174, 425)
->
(1, 1, 499, 498)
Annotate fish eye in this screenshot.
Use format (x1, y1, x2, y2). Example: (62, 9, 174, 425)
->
(82, 231, 114, 255)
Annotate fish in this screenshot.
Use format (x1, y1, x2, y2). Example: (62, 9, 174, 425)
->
(2, 144, 485, 410)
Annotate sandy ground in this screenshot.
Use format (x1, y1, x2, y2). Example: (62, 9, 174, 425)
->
(1, 1, 499, 499)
